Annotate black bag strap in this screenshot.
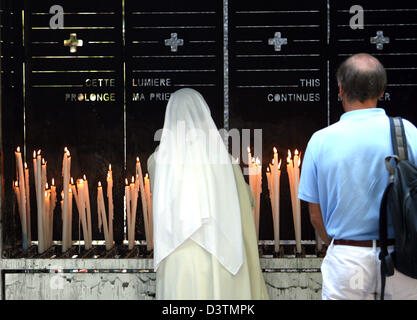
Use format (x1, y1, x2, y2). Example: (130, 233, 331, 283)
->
(379, 174, 395, 300)
(389, 117, 409, 161)
(379, 117, 405, 300)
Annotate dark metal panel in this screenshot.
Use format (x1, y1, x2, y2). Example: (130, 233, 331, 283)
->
(330, 0, 417, 124)
(24, 0, 125, 247)
(1, 0, 24, 249)
(124, 0, 225, 241)
(229, 0, 328, 242)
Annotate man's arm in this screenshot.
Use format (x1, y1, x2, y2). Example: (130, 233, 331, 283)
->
(308, 202, 331, 246)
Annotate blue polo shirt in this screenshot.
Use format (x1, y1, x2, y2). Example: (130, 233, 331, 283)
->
(298, 108, 417, 240)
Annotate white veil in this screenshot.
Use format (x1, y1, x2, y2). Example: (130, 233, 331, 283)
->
(152, 88, 243, 275)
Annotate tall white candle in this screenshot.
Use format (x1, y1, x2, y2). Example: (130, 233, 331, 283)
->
(24, 162, 31, 245)
(144, 174, 153, 249)
(68, 188, 73, 250)
(125, 179, 131, 245)
(50, 179, 57, 246)
(129, 177, 138, 250)
(83, 175, 92, 249)
(15, 147, 28, 250)
(62, 148, 70, 252)
(76, 179, 89, 249)
(136, 157, 150, 250)
(97, 182, 111, 250)
(36, 151, 44, 253)
(107, 164, 114, 245)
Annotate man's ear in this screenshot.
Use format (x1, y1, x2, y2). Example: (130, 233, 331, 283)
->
(338, 83, 344, 98)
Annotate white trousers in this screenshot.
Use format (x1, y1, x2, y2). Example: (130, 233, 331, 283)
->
(321, 239, 417, 300)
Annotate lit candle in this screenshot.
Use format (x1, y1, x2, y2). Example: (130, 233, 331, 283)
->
(44, 189, 50, 247)
(97, 182, 111, 250)
(144, 173, 153, 249)
(62, 148, 70, 252)
(254, 157, 262, 240)
(14, 147, 28, 249)
(13, 181, 22, 223)
(68, 188, 73, 250)
(125, 178, 131, 245)
(76, 179, 89, 249)
(247, 147, 254, 195)
(41, 159, 49, 249)
(129, 176, 137, 250)
(287, 150, 296, 213)
(83, 175, 92, 249)
(287, 149, 302, 255)
(273, 148, 281, 253)
(50, 179, 57, 246)
(106, 164, 114, 246)
(136, 157, 150, 250)
(293, 150, 302, 254)
(24, 162, 31, 245)
(36, 150, 44, 253)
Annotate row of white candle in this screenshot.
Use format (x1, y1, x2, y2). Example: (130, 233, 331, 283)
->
(126, 157, 153, 251)
(248, 147, 323, 254)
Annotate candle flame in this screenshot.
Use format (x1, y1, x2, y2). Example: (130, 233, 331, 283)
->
(131, 176, 135, 183)
(52, 178, 55, 186)
(71, 177, 74, 185)
(42, 158, 45, 165)
(287, 156, 291, 164)
(295, 149, 299, 156)
(24, 162, 27, 169)
(298, 158, 301, 167)
(251, 157, 255, 164)
(16, 146, 20, 153)
(64, 147, 68, 153)
(37, 149, 41, 155)
(145, 173, 149, 179)
(45, 191, 48, 197)
(255, 157, 261, 166)
(288, 149, 292, 159)
(267, 167, 270, 172)
(83, 174, 87, 181)
(247, 147, 251, 153)
(69, 188, 72, 193)
(14, 180, 18, 187)
(46, 182, 49, 189)
(125, 178, 129, 185)
(109, 164, 112, 171)
(136, 156, 140, 163)
(66, 150, 70, 157)
(33, 151, 36, 158)
(273, 147, 277, 154)
(98, 181, 102, 187)
(236, 157, 239, 164)
(278, 159, 282, 169)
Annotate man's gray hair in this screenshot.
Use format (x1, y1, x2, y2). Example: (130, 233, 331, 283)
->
(336, 53, 387, 103)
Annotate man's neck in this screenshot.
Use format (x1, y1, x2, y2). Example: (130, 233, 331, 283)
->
(343, 99, 378, 113)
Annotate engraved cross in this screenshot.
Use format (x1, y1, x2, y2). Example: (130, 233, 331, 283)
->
(164, 33, 184, 52)
(64, 33, 83, 53)
(370, 31, 390, 50)
(268, 32, 287, 52)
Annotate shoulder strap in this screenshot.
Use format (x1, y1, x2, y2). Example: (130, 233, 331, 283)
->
(389, 117, 409, 161)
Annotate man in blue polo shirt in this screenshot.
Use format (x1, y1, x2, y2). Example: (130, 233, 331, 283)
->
(298, 53, 417, 300)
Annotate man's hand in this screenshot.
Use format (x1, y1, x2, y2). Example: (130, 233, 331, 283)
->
(308, 202, 331, 246)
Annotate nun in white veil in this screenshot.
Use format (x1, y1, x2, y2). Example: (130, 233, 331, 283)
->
(147, 88, 269, 300)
